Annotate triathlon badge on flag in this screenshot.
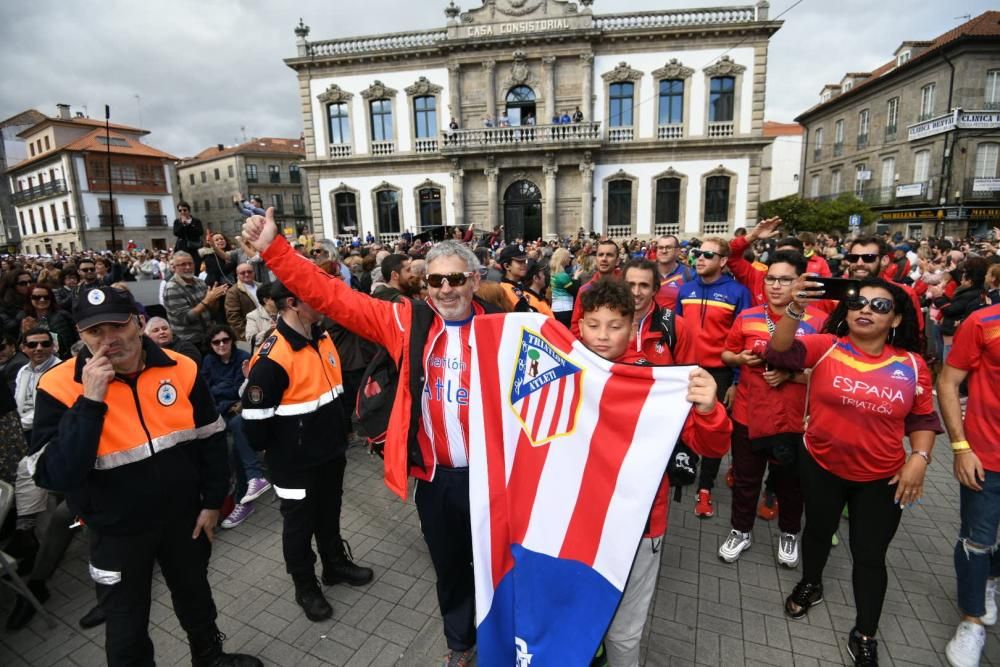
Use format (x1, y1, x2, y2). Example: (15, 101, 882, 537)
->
(509, 328, 583, 446)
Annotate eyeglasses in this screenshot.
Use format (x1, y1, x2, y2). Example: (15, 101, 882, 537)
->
(210, 337, 232, 346)
(30, 295, 50, 301)
(690, 250, 721, 260)
(763, 276, 795, 286)
(845, 253, 879, 264)
(846, 296, 894, 314)
(426, 272, 475, 288)
(656, 245, 677, 251)
(16, 280, 33, 287)
(24, 340, 53, 349)
(79, 266, 96, 272)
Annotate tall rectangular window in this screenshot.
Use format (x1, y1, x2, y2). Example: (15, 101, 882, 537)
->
(289, 164, 301, 183)
(881, 157, 896, 186)
(292, 194, 304, 213)
(270, 194, 284, 212)
(413, 96, 437, 139)
(327, 103, 350, 145)
(214, 168, 220, 180)
(228, 165, 235, 178)
(334, 192, 358, 235)
(709, 77, 735, 123)
(810, 174, 820, 197)
(920, 84, 935, 119)
(987, 70, 1000, 106)
(609, 82, 634, 127)
(855, 164, 867, 196)
(975, 143, 999, 178)
(857, 109, 870, 146)
(913, 150, 930, 182)
(246, 164, 258, 183)
(834, 119, 844, 145)
(375, 190, 400, 233)
(200, 171, 206, 183)
(704, 176, 730, 222)
(189, 173, 195, 185)
(886, 97, 899, 135)
(370, 100, 393, 142)
(418, 188, 442, 229)
(268, 165, 280, 183)
(831, 169, 842, 194)
(654, 178, 681, 224)
(658, 80, 684, 125)
(607, 180, 632, 228)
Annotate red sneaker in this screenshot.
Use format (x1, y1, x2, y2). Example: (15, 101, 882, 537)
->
(726, 467, 735, 488)
(757, 492, 778, 521)
(694, 489, 714, 518)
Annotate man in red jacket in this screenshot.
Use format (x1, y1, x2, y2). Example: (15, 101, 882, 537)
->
(570, 239, 621, 336)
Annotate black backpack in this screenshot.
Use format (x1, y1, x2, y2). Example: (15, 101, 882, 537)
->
(354, 347, 398, 457)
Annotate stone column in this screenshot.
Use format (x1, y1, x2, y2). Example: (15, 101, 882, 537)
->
(579, 160, 595, 233)
(580, 53, 594, 122)
(485, 164, 499, 231)
(542, 56, 557, 123)
(483, 60, 497, 124)
(543, 163, 558, 238)
(450, 163, 465, 229)
(447, 63, 462, 126)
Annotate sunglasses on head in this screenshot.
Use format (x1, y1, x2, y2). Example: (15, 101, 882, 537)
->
(426, 272, 475, 288)
(690, 249, 721, 260)
(24, 340, 53, 349)
(845, 253, 879, 264)
(846, 296, 894, 314)
(210, 337, 232, 346)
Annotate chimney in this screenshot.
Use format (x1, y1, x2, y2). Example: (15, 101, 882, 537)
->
(56, 103, 71, 120)
(217, 143, 224, 151)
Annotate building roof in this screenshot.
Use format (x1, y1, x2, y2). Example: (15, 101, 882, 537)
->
(763, 121, 803, 137)
(797, 10, 1000, 121)
(179, 137, 305, 168)
(16, 115, 150, 139)
(7, 128, 176, 174)
(0, 109, 46, 129)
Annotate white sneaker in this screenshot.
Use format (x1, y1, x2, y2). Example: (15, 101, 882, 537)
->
(718, 530, 752, 563)
(946, 620, 986, 667)
(778, 532, 800, 568)
(984, 579, 997, 626)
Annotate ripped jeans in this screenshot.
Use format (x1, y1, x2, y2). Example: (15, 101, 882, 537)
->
(956, 472, 1000, 618)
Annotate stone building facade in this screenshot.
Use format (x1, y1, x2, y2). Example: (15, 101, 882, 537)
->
(286, 0, 781, 244)
(796, 11, 1000, 238)
(176, 137, 312, 239)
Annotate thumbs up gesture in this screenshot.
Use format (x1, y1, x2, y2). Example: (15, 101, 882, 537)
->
(242, 207, 279, 253)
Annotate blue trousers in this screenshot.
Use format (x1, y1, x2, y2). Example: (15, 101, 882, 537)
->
(956, 470, 1000, 617)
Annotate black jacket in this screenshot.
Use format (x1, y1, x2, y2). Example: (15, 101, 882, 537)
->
(31, 338, 228, 535)
(173, 217, 204, 253)
(938, 285, 985, 335)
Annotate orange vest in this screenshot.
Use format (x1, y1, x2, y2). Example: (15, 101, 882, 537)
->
(38, 349, 217, 470)
(247, 327, 344, 417)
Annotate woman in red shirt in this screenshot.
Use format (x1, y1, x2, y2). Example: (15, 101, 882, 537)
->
(766, 276, 941, 666)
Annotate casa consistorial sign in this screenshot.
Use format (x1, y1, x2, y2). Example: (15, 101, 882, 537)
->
(450, 0, 593, 39)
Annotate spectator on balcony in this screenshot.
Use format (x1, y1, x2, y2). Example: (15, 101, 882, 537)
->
(551, 112, 562, 125)
(482, 113, 495, 128)
(172, 201, 205, 254)
(448, 118, 459, 131)
(499, 111, 510, 128)
(560, 110, 572, 124)
(524, 112, 536, 126)
(572, 106, 584, 123)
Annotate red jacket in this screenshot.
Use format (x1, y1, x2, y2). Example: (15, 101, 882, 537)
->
(727, 236, 766, 306)
(805, 253, 832, 278)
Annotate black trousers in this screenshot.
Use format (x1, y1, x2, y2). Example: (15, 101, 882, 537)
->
(89, 515, 217, 666)
(278, 454, 347, 576)
(415, 466, 476, 652)
(697, 366, 734, 491)
(799, 448, 902, 636)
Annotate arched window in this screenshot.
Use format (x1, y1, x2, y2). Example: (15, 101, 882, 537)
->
(655, 178, 681, 225)
(375, 189, 400, 234)
(333, 191, 358, 236)
(414, 96, 437, 139)
(505, 86, 536, 126)
(418, 188, 442, 230)
(609, 83, 634, 127)
(608, 180, 632, 228)
(704, 176, 730, 222)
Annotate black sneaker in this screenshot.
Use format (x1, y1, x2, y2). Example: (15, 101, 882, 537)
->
(784, 581, 823, 619)
(847, 628, 878, 666)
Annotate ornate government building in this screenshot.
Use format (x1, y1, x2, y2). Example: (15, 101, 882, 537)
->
(286, 0, 780, 243)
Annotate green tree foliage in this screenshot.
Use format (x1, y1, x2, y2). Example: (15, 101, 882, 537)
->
(759, 195, 876, 233)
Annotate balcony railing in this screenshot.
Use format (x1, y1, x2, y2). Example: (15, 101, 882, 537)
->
(833, 143, 844, 157)
(12, 179, 68, 205)
(290, 172, 301, 184)
(415, 138, 439, 153)
(702, 222, 731, 235)
(707, 121, 734, 138)
(246, 174, 258, 183)
(884, 126, 897, 142)
(145, 215, 167, 227)
(371, 141, 396, 156)
(607, 127, 634, 143)
(653, 223, 680, 237)
(596, 6, 756, 31)
(857, 134, 869, 148)
(606, 225, 632, 239)
(805, 183, 932, 206)
(917, 111, 935, 122)
(99, 214, 123, 228)
(269, 173, 281, 184)
(657, 124, 683, 140)
(442, 122, 602, 151)
(329, 144, 352, 158)
(292, 206, 306, 216)
(306, 30, 446, 57)
(966, 177, 1000, 200)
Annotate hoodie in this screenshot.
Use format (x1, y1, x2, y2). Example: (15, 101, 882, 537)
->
(675, 273, 751, 367)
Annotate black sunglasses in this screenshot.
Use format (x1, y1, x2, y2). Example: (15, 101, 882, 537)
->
(210, 337, 232, 345)
(691, 249, 721, 260)
(16, 280, 33, 286)
(846, 296, 894, 314)
(845, 253, 879, 264)
(30, 294, 50, 301)
(426, 272, 475, 288)
(24, 340, 53, 349)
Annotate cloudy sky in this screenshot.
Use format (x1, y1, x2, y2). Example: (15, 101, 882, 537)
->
(1, 0, 994, 157)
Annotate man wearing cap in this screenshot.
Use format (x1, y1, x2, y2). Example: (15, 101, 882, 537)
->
(26, 286, 260, 667)
(497, 244, 551, 314)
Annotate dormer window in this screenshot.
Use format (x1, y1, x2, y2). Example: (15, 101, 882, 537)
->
(897, 51, 911, 66)
(821, 91, 831, 103)
(843, 81, 853, 92)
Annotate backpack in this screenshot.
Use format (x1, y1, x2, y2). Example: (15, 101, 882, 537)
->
(354, 346, 399, 458)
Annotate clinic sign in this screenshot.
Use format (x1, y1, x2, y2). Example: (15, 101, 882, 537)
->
(908, 110, 1000, 141)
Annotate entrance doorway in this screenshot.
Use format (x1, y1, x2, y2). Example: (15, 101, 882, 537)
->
(503, 180, 542, 242)
(505, 86, 537, 126)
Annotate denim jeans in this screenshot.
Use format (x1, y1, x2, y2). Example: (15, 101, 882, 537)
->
(227, 414, 262, 501)
(955, 470, 1000, 617)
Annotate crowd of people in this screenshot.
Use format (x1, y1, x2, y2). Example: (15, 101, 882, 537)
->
(0, 202, 997, 667)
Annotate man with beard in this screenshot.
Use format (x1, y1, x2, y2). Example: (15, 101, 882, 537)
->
(570, 239, 622, 336)
(373, 254, 421, 302)
(163, 252, 229, 351)
(842, 236, 924, 332)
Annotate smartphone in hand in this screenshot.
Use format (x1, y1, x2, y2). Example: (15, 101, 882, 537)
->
(815, 277, 861, 301)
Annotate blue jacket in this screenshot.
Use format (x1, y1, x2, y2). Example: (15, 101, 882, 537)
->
(200, 348, 252, 414)
(675, 273, 751, 367)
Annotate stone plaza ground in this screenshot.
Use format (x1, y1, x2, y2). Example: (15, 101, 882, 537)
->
(0, 431, 994, 666)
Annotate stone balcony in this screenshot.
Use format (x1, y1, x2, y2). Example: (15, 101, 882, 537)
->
(440, 121, 602, 155)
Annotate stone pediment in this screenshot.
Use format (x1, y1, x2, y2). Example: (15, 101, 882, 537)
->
(449, 0, 593, 39)
(318, 84, 353, 104)
(601, 62, 643, 83)
(703, 56, 746, 77)
(652, 59, 694, 81)
(360, 80, 398, 101)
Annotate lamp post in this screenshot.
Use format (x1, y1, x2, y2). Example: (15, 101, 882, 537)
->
(105, 104, 116, 251)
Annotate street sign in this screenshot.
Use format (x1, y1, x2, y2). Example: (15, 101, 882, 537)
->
(849, 213, 861, 228)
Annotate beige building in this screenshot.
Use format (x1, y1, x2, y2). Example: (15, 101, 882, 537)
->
(6, 104, 178, 254)
(285, 0, 781, 244)
(176, 137, 312, 238)
(796, 11, 1000, 238)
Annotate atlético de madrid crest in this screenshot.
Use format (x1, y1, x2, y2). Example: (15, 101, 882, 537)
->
(508, 328, 583, 446)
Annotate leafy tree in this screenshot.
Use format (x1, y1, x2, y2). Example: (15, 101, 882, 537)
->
(759, 195, 875, 234)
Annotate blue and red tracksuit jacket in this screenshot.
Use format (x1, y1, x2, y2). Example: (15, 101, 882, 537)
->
(675, 273, 751, 368)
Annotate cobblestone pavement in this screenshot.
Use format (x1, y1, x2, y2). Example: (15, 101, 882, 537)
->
(1, 432, 993, 666)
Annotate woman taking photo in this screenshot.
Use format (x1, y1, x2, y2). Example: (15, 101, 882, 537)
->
(16, 285, 77, 358)
(765, 275, 940, 665)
